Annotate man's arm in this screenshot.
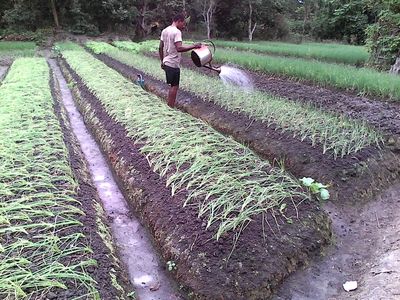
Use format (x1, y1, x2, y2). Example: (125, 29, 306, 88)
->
(175, 41, 201, 53)
(159, 40, 164, 68)
(159, 40, 164, 61)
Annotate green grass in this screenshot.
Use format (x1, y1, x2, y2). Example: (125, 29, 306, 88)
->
(212, 48, 400, 101)
(112, 40, 159, 53)
(0, 41, 36, 58)
(214, 40, 369, 65)
(61, 47, 311, 240)
(0, 57, 99, 298)
(91, 41, 383, 158)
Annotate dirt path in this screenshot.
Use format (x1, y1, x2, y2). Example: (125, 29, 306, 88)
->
(48, 57, 182, 300)
(274, 184, 400, 299)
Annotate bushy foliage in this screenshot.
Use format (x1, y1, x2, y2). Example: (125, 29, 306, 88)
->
(365, 0, 400, 70)
(311, 0, 371, 44)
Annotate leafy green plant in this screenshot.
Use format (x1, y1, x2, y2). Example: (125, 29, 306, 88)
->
(300, 177, 330, 201)
(166, 261, 177, 271)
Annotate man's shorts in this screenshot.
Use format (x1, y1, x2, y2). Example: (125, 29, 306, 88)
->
(164, 65, 180, 87)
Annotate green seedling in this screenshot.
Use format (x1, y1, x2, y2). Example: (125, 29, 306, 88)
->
(167, 261, 177, 271)
(61, 46, 310, 242)
(86, 41, 383, 158)
(300, 177, 330, 201)
(0, 58, 99, 298)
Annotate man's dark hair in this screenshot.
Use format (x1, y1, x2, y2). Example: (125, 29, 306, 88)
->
(173, 14, 185, 22)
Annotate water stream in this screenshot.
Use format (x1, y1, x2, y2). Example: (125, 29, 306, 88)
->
(47, 58, 181, 300)
(219, 65, 253, 91)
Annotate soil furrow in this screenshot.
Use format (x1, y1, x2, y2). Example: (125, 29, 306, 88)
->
(50, 64, 133, 299)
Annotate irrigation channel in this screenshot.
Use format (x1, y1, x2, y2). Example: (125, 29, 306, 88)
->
(47, 57, 181, 300)
(0, 65, 8, 80)
(84, 45, 400, 299)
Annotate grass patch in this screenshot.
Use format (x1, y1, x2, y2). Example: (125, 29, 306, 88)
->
(214, 40, 369, 65)
(91, 41, 383, 158)
(0, 41, 36, 58)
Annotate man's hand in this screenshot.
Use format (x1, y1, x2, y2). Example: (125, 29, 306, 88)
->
(193, 43, 202, 49)
(161, 62, 165, 70)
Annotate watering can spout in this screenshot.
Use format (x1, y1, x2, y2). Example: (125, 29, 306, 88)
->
(191, 40, 221, 74)
(203, 64, 221, 74)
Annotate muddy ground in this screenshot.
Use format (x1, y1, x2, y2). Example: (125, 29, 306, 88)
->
(50, 69, 132, 299)
(96, 50, 400, 299)
(59, 56, 333, 299)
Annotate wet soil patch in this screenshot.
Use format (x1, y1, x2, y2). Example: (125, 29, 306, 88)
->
(96, 53, 400, 208)
(59, 57, 332, 299)
(176, 54, 400, 136)
(50, 68, 132, 299)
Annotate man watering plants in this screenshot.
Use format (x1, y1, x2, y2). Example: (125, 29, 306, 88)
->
(159, 14, 201, 108)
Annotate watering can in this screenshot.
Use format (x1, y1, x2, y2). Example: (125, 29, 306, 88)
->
(191, 40, 221, 74)
(136, 74, 145, 89)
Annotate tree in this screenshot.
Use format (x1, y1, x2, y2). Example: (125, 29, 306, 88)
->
(366, 0, 400, 70)
(199, 0, 217, 39)
(248, 0, 258, 41)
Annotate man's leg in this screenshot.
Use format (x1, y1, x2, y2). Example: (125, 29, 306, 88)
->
(168, 85, 179, 108)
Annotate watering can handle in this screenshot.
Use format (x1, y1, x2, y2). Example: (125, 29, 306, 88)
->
(202, 40, 216, 54)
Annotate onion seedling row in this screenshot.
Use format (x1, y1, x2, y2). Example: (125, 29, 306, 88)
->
(213, 48, 400, 100)
(60, 48, 311, 240)
(0, 41, 36, 58)
(0, 58, 99, 298)
(214, 40, 369, 65)
(87, 41, 383, 159)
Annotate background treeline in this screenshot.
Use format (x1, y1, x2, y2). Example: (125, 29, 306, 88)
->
(0, 0, 398, 69)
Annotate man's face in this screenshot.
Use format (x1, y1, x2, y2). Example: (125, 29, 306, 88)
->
(176, 20, 186, 30)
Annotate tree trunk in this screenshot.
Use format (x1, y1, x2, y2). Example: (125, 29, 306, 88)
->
(136, 1, 148, 38)
(248, 1, 257, 41)
(302, 0, 309, 42)
(49, 0, 60, 29)
(202, 0, 216, 39)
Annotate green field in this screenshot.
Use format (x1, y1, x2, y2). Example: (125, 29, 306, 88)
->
(215, 40, 369, 65)
(213, 48, 400, 100)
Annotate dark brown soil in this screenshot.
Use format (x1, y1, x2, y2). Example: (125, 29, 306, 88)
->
(58, 57, 332, 300)
(50, 68, 132, 299)
(178, 54, 400, 136)
(95, 53, 400, 208)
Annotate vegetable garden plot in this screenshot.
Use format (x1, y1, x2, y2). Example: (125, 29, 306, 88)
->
(88, 42, 383, 159)
(212, 48, 400, 101)
(0, 57, 130, 299)
(88, 42, 400, 207)
(58, 48, 331, 299)
(214, 40, 369, 65)
(0, 41, 36, 60)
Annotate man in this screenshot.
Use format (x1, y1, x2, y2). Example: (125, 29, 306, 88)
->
(159, 14, 201, 108)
